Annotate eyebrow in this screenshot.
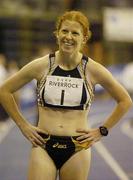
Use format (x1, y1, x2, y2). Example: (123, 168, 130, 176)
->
(61, 27, 80, 33)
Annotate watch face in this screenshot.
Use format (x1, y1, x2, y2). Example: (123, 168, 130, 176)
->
(99, 126, 108, 136)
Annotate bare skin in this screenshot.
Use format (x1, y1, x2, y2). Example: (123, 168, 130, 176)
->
(0, 19, 132, 180)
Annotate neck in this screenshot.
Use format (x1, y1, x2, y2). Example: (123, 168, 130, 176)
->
(55, 51, 82, 70)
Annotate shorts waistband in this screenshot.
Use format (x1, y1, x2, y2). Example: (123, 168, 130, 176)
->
(38, 132, 79, 141)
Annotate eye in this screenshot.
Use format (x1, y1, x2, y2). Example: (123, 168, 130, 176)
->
(72, 31, 79, 36)
(61, 29, 68, 34)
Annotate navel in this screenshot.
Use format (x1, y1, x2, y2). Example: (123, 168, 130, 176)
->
(59, 125, 64, 128)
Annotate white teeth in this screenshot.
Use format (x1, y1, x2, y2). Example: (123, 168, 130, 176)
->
(64, 42, 73, 46)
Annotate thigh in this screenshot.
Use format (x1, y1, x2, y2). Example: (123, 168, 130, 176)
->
(28, 146, 57, 180)
(59, 149, 91, 180)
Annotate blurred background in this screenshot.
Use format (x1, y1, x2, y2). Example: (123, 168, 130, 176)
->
(0, 0, 133, 92)
(0, 1, 133, 180)
(0, 0, 132, 65)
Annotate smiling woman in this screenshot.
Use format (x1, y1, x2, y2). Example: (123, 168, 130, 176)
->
(54, 11, 91, 56)
(55, 11, 91, 40)
(57, 20, 85, 54)
(0, 10, 132, 180)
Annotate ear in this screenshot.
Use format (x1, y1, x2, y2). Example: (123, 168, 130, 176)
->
(53, 31, 59, 45)
(83, 30, 92, 43)
(88, 30, 92, 40)
(83, 36, 88, 44)
(56, 33, 59, 39)
(53, 30, 59, 38)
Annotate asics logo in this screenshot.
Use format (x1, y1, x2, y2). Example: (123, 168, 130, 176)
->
(52, 142, 67, 149)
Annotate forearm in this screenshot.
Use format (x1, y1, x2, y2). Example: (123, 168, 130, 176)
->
(0, 91, 47, 147)
(0, 92, 29, 128)
(103, 98, 132, 130)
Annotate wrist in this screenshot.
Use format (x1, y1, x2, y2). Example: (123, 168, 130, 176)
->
(99, 126, 108, 136)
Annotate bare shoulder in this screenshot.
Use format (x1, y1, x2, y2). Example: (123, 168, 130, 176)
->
(86, 57, 132, 102)
(0, 55, 50, 93)
(20, 54, 49, 80)
(87, 58, 114, 86)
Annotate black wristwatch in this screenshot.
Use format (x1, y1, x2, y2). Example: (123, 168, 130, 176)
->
(99, 126, 108, 136)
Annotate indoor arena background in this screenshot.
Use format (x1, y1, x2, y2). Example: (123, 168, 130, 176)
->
(0, 1, 133, 180)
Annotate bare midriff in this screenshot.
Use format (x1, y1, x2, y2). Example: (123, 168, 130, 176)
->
(38, 106, 90, 136)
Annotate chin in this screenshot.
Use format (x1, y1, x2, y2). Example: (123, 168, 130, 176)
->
(61, 47, 75, 54)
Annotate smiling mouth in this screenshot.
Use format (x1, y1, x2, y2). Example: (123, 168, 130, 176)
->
(63, 41, 74, 47)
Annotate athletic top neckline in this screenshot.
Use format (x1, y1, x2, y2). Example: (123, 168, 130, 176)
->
(36, 53, 94, 110)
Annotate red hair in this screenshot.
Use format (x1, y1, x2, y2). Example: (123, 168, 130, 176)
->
(55, 11, 91, 41)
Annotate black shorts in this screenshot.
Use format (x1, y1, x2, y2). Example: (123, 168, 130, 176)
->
(39, 133, 90, 169)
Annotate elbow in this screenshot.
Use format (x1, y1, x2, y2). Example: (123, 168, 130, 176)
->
(0, 86, 9, 101)
(117, 95, 133, 111)
(124, 96, 133, 109)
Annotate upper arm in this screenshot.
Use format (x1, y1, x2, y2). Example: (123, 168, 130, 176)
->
(88, 60, 130, 102)
(0, 56, 49, 93)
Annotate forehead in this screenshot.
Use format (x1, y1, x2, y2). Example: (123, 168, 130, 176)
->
(60, 20, 83, 32)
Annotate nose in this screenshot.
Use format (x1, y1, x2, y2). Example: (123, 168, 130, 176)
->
(66, 32, 72, 39)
